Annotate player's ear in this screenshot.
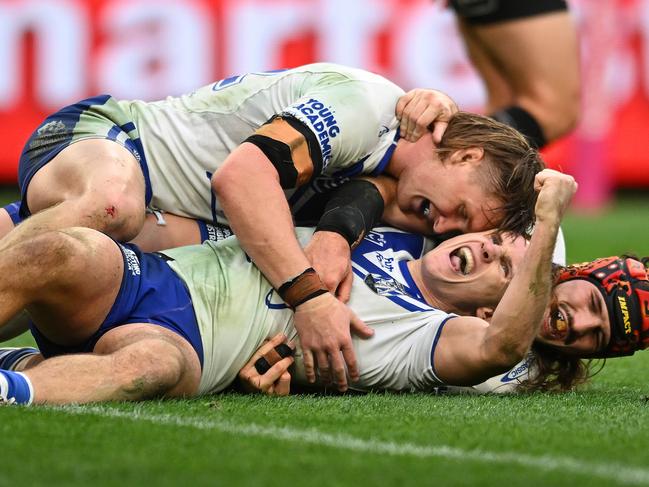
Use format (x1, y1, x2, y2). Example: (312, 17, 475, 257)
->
(475, 306, 494, 323)
(449, 147, 484, 167)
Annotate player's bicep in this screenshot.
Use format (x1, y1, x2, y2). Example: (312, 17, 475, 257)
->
(244, 116, 323, 189)
(432, 316, 499, 386)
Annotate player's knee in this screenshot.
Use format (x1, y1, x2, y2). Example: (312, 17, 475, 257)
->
(103, 191, 145, 241)
(112, 339, 185, 400)
(77, 191, 146, 242)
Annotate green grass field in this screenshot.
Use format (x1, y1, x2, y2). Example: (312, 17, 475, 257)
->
(1, 188, 648, 487)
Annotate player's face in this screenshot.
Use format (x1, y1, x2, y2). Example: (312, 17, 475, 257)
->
(422, 230, 528, 311)
(397, 143, 504, 235)
(535, 280, 611, 355)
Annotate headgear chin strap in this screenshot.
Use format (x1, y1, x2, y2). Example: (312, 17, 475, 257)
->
(555, 257, 649, 358)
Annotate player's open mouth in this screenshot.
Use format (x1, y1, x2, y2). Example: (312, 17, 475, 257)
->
(544, 311, 568, 340)
(450, 246, 474, 275)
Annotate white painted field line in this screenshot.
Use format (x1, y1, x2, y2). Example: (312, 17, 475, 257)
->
(54, 405, 648, 485)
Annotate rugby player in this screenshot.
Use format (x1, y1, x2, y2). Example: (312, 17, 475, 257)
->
(4, 63, 544, 391)
(520, 255, 649, 390)
(0, 169, 573, 405)
(242, 254, 649, 396)
(399, 0, 580, 149)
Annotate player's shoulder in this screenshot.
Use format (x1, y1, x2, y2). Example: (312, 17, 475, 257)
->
(291, 63, 403, 92)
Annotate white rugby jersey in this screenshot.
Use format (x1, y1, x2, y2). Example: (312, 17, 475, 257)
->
(164, 227, 532, 395)
(119, 63, 403, 223)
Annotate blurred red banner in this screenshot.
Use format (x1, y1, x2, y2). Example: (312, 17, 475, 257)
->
(1, 0, 648, 194)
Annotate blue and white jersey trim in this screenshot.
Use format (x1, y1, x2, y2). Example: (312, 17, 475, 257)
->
(350, 228, 432, 312)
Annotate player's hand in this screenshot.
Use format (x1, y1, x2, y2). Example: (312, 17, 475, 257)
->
(293, 292, 373, 391)
(304, 231, 353, 303)
(533, 169, 578, 225)
(396, 89, 459, 144)
(238, 333, 294, 396)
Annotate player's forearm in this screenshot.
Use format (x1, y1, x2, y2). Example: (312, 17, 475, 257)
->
(212, 144, 311, 288)
(483, 217, 560, 368)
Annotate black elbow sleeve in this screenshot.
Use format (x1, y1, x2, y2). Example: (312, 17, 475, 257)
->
(315, 179, 385, 248)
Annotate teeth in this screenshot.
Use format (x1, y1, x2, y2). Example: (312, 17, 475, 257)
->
(458, 247, 474, 275)
(555, 319, 567, 332)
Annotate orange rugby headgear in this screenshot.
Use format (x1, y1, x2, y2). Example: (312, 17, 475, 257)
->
(555, 256, 649, 358)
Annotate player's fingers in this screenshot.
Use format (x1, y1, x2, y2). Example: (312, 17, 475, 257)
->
(246, 333, 287, 366)
(407, 101, 436, 141)
(399, 108, 413, 142)
(405, 97, 428, 141)
(400, 95, 422, 141)
(252, 376, 267, 393)
(275, 371, 292, 396)
(431, 121, 449, 145)
(350, 311, 374, 339)
(396, 90, 416, 118)
(316, 350, 331, 384)
(340, 341, 359, 384)
(329, 350, 348, 392)
(265, 356, 294, 384)
(534, 171, 546, 192)
(336, 269, 353, 303)
(303, 349, 315, 383)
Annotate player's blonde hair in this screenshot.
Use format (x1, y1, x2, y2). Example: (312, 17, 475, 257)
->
(436, 112, 544, 236)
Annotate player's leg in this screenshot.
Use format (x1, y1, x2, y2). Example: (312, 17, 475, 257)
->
(0, 139, 146, 256)
(0, 227, 201, 404)
(17, 323, 200, 404)
(0, 227, 124, 404)
(455, 19, 512, 111)
(455, 6, 580, 145)
(0, 227, 124, 344)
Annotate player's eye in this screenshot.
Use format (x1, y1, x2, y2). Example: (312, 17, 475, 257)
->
(459, 205, 468, 220)
(490, 233, 503, 245)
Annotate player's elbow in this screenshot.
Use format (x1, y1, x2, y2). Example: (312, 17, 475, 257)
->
(211, 163, 237, 197)
(212, 163, 257, 213)
(481, 338, 529, 374)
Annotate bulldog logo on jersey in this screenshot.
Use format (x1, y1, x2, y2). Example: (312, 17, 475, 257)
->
(364, 273, 408, 297)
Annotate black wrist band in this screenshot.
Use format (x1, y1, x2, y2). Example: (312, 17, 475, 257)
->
(278, 267, 328, 309)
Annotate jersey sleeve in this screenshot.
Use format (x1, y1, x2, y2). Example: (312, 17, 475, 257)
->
(402, 313, 458, 391)
(279, 76, 403, 179)
(411, 315, 535, 394)
(433, 353, 535, 395)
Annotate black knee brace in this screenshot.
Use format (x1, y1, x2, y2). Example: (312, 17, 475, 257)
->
(491, 106, 547, 149)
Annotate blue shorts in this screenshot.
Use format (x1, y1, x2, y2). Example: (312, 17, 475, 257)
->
(196, 220, 233, 243)
(3, 201, 22, 225)
(30, 242, 204, 367)
(17, 95, 153, 219)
